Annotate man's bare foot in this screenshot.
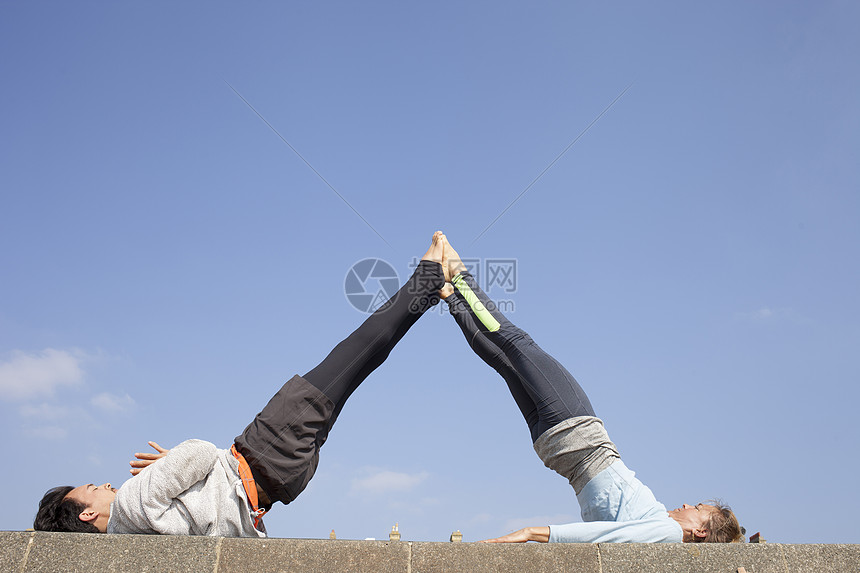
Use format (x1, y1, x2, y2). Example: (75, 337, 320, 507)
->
(440, 234, 452, 282)
(441, 234, 467, 278)
(439, 282, 454, 299)
(421, 231, 444, 264)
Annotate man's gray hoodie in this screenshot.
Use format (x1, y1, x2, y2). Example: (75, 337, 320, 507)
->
(107, 439, 266, 537)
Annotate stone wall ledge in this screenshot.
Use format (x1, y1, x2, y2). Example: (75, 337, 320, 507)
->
(2, 531, 858, 573)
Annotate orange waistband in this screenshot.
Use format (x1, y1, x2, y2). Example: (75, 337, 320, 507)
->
(230, 444, 266, 528)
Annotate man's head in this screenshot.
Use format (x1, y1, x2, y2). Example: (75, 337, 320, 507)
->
(668, 501, 743, 543)
(34, 483, 116, 533)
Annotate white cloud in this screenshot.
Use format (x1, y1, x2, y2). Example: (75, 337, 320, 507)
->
(752, 307, 774, 319)
(23, 425, 69, 440)
(734, 307, 793, 321)
(0, 348, 135, 440)
(350, 469, 429, 495)
(19, 402, 73, 419)
(90, 392, 135, 413)
(503, 514, 577, 533)
(17, 402, 98, 441)
(0, 349, 85, 401)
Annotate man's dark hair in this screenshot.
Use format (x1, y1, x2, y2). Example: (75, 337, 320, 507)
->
(33, 486, 99, 533)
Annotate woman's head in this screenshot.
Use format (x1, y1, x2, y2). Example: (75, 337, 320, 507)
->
(668, 500, 744, 543)
(698, 500, 744, 543)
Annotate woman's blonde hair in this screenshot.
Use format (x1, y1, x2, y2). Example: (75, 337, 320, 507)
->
(696, 500, 744, 543)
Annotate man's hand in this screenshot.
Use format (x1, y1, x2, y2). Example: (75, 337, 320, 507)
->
(129, 441, 170, 475)
(481, 526, 550, 543)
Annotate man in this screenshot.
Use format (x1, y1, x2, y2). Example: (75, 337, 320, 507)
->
(33, 233, 447, 536)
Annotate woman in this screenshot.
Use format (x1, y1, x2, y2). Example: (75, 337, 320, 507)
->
(437, 235, 743, 543)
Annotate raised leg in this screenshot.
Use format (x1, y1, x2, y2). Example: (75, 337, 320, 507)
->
(235, 233, 445, 505)
(441, 235, 594, 441)
(442, 293, 541, 440)
(303, 255, 444, 421)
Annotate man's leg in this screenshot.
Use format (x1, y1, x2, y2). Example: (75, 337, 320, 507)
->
(235, 234, 445, 505)
(303, 260, 443, 422)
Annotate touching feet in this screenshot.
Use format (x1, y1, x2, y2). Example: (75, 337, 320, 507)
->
(436, 233, 467, 300)
(441, 234, 467, 279)
(421, 231, 444, 265)
(418, 231, 470, 300)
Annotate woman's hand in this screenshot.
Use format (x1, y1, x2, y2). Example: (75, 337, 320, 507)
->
(129, 441, 170, 475)
(481, 526, 550, 543)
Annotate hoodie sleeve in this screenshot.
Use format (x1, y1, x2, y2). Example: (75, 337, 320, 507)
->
(120, 439, 219, 516)
(549, 517, 683, 543)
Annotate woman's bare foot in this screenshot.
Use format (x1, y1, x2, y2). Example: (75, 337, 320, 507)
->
(441, 234, 467, 278)
(421, 231, 444, 264)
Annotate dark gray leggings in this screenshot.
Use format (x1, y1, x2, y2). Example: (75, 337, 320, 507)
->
(445, 272, 594, 442)
(303, 260, 444, 420)
(235, 261, 444, 505)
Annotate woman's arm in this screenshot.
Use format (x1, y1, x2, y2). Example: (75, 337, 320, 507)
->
(482, 526, 550, 543)
(482, 518, 682, 544)
(548, 518, 682, 543)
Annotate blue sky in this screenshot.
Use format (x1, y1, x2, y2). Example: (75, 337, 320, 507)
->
(1, 1, 858, 543)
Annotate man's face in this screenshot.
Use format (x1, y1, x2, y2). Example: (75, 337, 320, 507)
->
(66, 483, 117, 531)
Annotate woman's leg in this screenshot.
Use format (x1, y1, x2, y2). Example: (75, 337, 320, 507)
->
(235, 233, 445, 505)
(442, 237, 594, 441)
(440, 237, 619, 495)
(442, 292, 541, 441)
